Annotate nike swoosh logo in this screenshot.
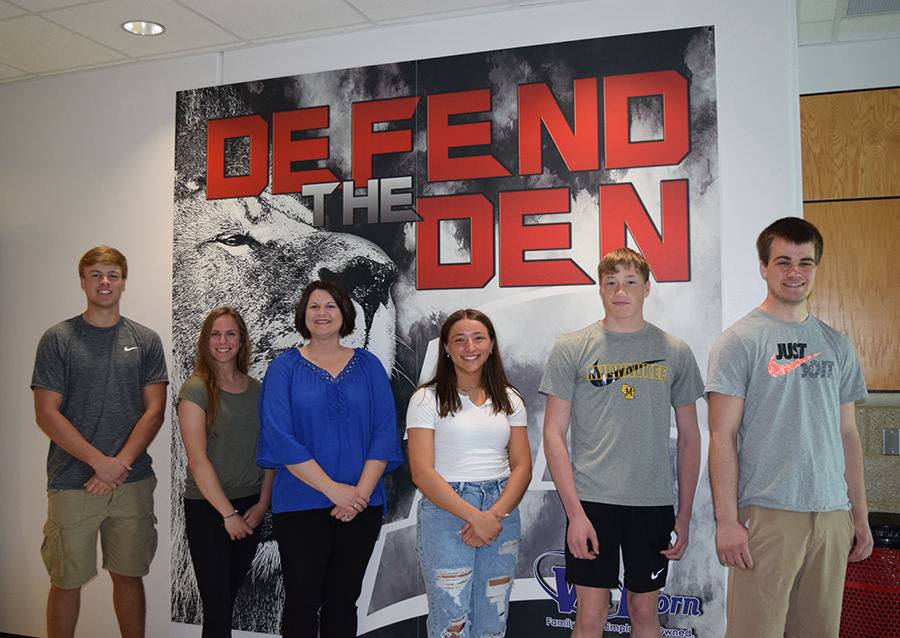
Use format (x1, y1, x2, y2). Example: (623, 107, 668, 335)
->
(124, 346, 139, 352)
(651, 568, 664, 580)
(767, 351, 824, 377)
(590, 360, 665, 387)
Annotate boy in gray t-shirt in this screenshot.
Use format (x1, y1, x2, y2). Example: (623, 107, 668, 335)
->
(541, 247, 702, 638)
(706, 217, 871, 638)
(31, 246, 168, 638)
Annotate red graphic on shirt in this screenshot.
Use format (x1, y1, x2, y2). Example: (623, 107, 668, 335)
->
(767, 351, 824, 377)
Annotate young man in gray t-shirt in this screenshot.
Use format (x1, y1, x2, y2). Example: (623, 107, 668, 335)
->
(31, 246, 168, 638)
(541, 247, 703, 638)
(706, 217, 872, 638)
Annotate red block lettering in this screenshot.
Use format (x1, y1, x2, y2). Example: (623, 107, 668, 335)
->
(272, 107, 338, 194)
(416, 194, 495, 290)
(518, 78, 599, 175)
(352, 97, 420, 188)
(206, 115, 268, 199)
(428, 90, 511, 182)
(599, 180, 690, 282)
(604, 71, 689, 169)
(499, 188, 594, 287)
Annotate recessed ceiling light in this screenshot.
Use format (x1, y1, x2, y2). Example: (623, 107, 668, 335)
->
(122, 20, 166, 36)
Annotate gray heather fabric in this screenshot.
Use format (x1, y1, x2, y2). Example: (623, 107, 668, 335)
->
(540, 322, 703, 506)
(705, 308, 867, 512)
(32, 315, 168, 490)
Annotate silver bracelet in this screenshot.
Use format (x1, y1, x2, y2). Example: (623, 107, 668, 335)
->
(223, 509, 239, 520)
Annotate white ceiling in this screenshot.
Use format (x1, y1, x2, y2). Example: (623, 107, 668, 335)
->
(0, 0, 898, 86)
(798, 0, 900, 44)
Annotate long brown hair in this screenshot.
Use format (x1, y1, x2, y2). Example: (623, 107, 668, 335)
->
(193, 307, 251, 437)
(421, 309, 521, 417)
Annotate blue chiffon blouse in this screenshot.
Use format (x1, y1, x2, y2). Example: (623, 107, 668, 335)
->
(257, 348, 402, 514)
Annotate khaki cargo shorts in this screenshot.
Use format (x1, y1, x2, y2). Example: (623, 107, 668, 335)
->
(41, 475, 158, 589)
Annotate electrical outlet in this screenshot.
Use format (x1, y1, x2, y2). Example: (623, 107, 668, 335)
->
(884, 428, 900, 456)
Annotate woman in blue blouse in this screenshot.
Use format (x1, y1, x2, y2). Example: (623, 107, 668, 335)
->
(257, 280, 402, 638)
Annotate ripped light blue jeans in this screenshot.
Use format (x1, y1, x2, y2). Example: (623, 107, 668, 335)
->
(417, 478, 521, 638)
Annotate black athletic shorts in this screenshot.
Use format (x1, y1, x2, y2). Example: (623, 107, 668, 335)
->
(564, 501, 675, 594)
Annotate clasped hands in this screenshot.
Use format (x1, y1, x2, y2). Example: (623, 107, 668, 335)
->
(459, 508, 508, 548)
(328, 482, 370, 523)
(83, 455, 132, 495)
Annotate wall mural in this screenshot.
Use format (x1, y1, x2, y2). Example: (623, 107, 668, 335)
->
(171, 25, 723, 637)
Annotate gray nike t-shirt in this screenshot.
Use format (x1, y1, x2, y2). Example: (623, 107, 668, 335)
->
(540, 322, 703, 506)
(32, 315, 169, 490)
(705, 308, 866, 512)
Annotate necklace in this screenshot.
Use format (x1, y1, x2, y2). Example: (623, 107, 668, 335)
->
(458, 386, 481, 395)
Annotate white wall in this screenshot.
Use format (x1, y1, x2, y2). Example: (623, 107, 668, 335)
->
(798, 38, 900, 95)
(0, 1, 799, 636)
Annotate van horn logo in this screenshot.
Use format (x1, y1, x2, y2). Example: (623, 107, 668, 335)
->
(533, 551, 703, 619)
(534, 551, 577, 614)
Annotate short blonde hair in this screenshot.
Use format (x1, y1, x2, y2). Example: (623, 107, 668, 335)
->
(78, 246, 128, 279)
(597, 247, 650, 283)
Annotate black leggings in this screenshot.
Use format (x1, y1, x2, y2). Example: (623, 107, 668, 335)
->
(184, 494, 262, 638)
(274, 506, 382, 638)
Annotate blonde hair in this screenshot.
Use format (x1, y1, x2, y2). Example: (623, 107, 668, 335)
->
(597, 247, 650, 283)
(78, 246, 128, 279)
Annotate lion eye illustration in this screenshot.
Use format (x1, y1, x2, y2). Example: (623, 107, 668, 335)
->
(214, 233, 257, 248)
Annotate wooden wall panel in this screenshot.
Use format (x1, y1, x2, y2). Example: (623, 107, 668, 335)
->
(801, 87, 900, 391)
(805, 200, 900, 391)
(801, 89, 900, 201)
